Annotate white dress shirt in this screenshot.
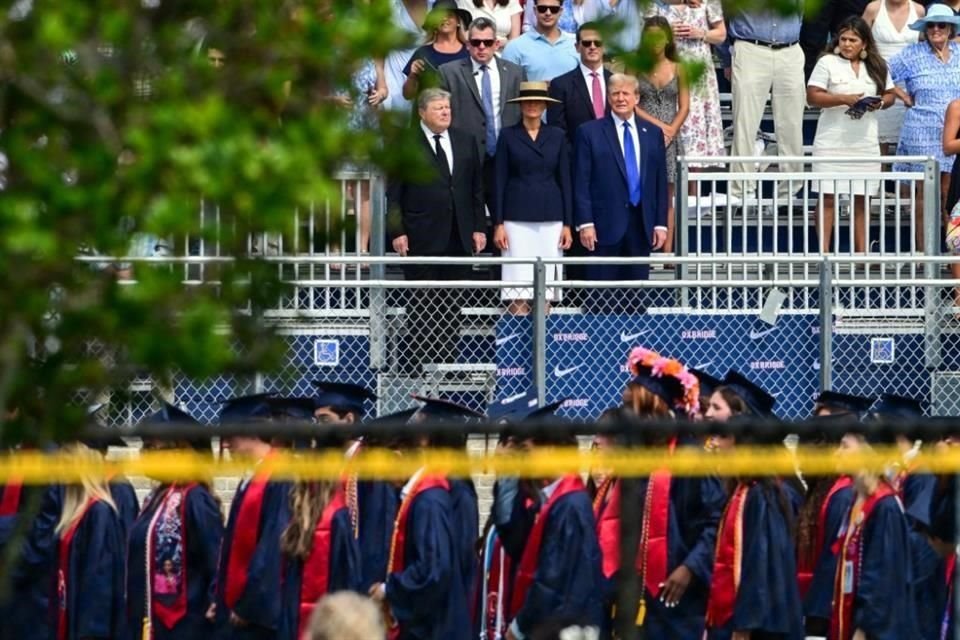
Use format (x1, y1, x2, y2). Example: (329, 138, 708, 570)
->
(472, 57, 502, 134)
(580, 63, 605, 108)
(420, 121, 454, 174)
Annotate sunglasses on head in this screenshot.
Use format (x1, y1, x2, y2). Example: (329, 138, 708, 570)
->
(580, 39, 603, 48)
(469, 38, 496, 47)
(536, 5, 562, 14)
(927, 21, 952, 29)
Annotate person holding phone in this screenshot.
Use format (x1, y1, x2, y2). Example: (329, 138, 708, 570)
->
(402, 0, 472, 104)
(807, 16, 894, 254)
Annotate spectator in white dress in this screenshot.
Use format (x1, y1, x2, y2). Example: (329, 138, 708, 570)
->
(459, 0, 523, 44)
(863, 0, 925, 154)
(807, 16, 894, 254)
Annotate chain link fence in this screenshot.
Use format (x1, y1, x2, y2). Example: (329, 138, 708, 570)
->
(75, 256, 960, 426)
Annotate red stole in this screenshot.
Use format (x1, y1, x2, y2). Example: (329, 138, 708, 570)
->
(56, 498, 96, 640)
(147, 484, 197, 632)
(224, 455, 274, 609)
(0, 481, 22, 516)
(797, 476, 853, 598)
(476, 528, 514, 640)
(298, 484, 348, 639)
(386, 471, 450, 640)
(593, 477, 621, 579)
(706, 482, 750, 629)
(640, 468, 671, 599)
(830, 483, 897, 640)
(508, 474, 585, 620)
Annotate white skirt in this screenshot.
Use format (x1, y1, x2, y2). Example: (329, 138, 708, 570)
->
(501, 220, 564, 301)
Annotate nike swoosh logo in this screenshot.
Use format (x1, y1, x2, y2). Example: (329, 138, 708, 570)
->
(495, 333, 520, 346)
(620, 329, 650, 342)
(748, 327, 777, 340)
(693, 363, 713, 370)
(553, 364, 582, 378)
(500, 391, 528, 404)
(812, 360, 821, 371)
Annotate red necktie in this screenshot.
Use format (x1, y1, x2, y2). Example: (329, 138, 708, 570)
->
(591, 72, 604, 119)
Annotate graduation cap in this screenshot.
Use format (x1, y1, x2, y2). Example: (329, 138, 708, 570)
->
(870, 393, 926, 420)
(411, 395, 484, 422)
(217, 392, 276, 423)
(139, 401, 210, 452)
(266, 396, 316, 421)
(721, 370, 776, 417)
(690, 368, 722, 399)
(814, 390, 874, 417)
(368, 408, 419, 425)
(526, 399, 566, 421)
(80, 403, 128, 449)
(631, 364, 684, 409)
(487, 389, 542, 423)
(312, 382, 377, 416)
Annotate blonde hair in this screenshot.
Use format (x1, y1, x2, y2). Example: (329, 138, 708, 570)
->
(608, 73, 640, 94)
(55, 443, 117, 535)
(302, 591, 385, 640)
(281, 479, 337, 560)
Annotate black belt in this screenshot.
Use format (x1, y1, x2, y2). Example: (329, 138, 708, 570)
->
(734, 38, 798, 50)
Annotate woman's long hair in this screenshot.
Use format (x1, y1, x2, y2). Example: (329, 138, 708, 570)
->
(281, 479, 337, 560)
(56, 444, 117, 535)
(796, 475, 835, 565)
(824, 16, 889, 97)
(643, 16, 680, 63)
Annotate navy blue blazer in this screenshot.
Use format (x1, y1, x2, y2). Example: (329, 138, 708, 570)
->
(546, 66, 612, 145)
(573, 114, 668, 246)
(493, 123, 572, 226)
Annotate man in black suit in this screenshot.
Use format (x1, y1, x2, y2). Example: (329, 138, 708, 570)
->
(545, 22, 610, 284)
(388, 88, 486, 373)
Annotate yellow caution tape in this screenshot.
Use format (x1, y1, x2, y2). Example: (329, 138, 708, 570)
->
(0, 446, 953, 483)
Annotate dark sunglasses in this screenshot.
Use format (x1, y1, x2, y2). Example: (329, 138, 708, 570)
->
(580, 39, 603, 48)
(927, 22, 952, 29)
(469, 38, 496, 47)
(536, 5, 562, 14)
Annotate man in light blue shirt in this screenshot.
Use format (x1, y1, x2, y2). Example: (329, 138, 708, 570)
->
(721, 0, 806, 200)
(502, 0, 579, 81)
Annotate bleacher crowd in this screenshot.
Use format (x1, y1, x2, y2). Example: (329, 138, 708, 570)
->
(362, 0, 960, 310)
(0, 353, 956, 639)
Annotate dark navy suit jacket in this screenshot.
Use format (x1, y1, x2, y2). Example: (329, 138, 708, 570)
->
(493, 123, 572, 226)
(546, 66, 611, 144)
(572, 114, 668, 247)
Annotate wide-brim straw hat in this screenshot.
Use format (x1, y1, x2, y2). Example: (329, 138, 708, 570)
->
(909, 4, 960, 31)
(425, 0, 473, 30)
(507, 81, 561, 104)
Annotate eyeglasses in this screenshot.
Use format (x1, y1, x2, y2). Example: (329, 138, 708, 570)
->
(580, 39, 603, 48)
(536, 5, 562, 14)
(927, 22, 952, 29)
(469, 38, 496, 47)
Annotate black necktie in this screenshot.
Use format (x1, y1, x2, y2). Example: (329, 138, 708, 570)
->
(434, 134, 450, 176)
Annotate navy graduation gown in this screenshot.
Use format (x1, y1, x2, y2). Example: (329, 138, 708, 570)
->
(111, 478, 141, 535)
(511, 491, 604, 637)
(708, 484, 803, 640)
(125, 485, 224, 640)
(493, 478, 536, 562)
(640, 475, 726, 640)
(278, 505, 360, 640)
(802, 483, 855, 621)
(53, 500, 126, 640)
(386, 486, 469, 640)
(849, 494, 919, 638)
(215, 479, 291, 640)
(900, 473, 942, 639)
(357, 479, 399, 591)
(9, 485, 64, 640)
(449, 478, 479, 601)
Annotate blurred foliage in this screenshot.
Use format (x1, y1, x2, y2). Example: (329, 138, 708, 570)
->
(0, 0, 429, 444)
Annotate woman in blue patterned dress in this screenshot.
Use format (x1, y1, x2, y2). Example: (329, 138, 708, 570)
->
(888, 4, 960, 248)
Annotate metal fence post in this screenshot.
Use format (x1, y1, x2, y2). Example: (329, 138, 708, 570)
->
(923, 157, 942, 371)
(819, 256, 833, 392)
(533, 259, 547, 405)
(369, 175, 387, 370)
(678, 160, 690, 307)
